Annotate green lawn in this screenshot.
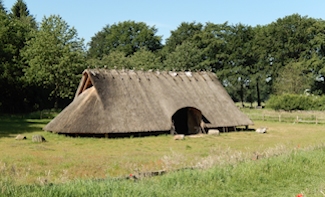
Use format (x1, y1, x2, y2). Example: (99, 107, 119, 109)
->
(2, 146, 325, 197)
(1, 110, 325, 196)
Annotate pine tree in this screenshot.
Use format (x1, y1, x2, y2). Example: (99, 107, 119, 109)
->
(0, 0, 6, 13)
(11, 0, 29, 18)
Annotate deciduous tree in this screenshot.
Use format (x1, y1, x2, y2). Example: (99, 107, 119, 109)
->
(164, 22, 203, 53)
(273, 61, 312, 95)
(88, 21, 162, 58)
(217, 23, 258, 106)
(262, 14, 325, 96)
(22, 15, 86, 106)
(163, 41, 203, 71)
(129, 48, 162, 70)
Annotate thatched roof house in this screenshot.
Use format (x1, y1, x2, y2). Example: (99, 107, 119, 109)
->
(44, 69, 253, 137)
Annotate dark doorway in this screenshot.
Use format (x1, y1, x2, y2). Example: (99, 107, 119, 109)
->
(171, 107, 202, 135)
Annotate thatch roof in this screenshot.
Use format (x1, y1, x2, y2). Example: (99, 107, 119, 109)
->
(44, 69, 253, 135)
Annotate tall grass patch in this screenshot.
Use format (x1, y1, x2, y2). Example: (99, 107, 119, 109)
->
(2, 145, 325, 196)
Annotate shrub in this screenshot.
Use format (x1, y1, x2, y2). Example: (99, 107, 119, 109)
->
(313, 96, 325, 111)
(266, 94, 325, 111)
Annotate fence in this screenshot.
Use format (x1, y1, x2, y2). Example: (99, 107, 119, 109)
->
(246, 111, 325, 124)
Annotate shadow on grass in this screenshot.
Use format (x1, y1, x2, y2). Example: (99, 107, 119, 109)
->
(0, 117, 51, 138)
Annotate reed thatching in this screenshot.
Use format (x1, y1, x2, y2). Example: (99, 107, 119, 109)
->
(44, 69, 253, 135)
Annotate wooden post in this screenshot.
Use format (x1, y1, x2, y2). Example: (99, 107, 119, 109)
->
(105, 133, 108, 138)
(170, 122, 176, 135)
(279, 114, 281, 122)
(316, 117, 318, 124)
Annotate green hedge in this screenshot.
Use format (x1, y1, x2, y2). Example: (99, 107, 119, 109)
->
(266, 94, 325, 111)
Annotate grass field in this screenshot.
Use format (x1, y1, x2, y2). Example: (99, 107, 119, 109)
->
(1, 147, 325, 197)
(1, 109, 325, 196)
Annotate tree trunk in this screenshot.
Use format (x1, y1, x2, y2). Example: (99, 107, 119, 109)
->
(256, 80, 261, 106)
(240, 83, 244, 107)
(54, 97, 59, 110)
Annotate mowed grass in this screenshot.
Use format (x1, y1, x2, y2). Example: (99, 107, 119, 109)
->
(1, 111, 325, 187)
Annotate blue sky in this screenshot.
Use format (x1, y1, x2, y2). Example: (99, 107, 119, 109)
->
(3, 0, 325, 45)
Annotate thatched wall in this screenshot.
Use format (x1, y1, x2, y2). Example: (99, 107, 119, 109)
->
(44, 69, 253, 134)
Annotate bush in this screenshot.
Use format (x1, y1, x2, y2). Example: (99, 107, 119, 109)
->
(312, 96, 325, 111)
(266, 94, 325, 111)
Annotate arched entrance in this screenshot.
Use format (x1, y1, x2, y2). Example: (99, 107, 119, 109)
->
(171, 107, 203, 135)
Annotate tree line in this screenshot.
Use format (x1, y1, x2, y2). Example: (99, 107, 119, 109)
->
(1, 0, 325, 113)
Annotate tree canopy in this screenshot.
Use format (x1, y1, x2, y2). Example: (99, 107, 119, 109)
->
(10, 0, 36, 28)
(88, 21, 162, 58)
(11, 0, 29, 18)
(2, 0, 325, 113)
(22, 15, 86, 103)
(0, 0, 5, 13)
(0, 5, 35, 112)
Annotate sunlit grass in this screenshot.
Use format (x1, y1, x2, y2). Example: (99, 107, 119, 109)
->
(2, 145, 325, 196)
(1, 113, 325, 186)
